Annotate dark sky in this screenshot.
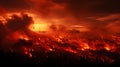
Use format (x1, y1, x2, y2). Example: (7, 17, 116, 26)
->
(0, 0, 120, 15)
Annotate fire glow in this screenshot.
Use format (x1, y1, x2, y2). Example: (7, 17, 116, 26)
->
(29, 23, 49, 32)
(0, 12, 120, 64)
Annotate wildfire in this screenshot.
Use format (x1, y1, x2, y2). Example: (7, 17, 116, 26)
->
(1, 12, 120, 64)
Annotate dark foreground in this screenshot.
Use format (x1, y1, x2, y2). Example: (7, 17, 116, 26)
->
(0, 50, 120, 67)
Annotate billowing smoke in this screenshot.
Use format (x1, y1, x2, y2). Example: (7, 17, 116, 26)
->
(0, 13, 34, 50)
(0, 0, 120, 50)
(6, 13, 33, 31)
(0, 0, 120, 27)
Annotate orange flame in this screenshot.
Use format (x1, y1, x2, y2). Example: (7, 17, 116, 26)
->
(29, 23, 49, 32)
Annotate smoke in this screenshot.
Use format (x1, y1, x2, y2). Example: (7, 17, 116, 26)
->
(0, 0, 31, 11)
(0, 21, 7, 45)
(0, 0, 120, 50)
(0, 0, 120, 26)
(0, 13, 34, 50)
(6, 13, 33, 31)
(94, 14, 120, 33)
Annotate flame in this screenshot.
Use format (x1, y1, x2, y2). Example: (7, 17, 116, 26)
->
(29, 23, 49, 32)
(1, 12, 120, 64)
(19, 34, 29, 41)
(81, 43, 90, 50)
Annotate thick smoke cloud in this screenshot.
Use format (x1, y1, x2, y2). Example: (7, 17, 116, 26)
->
(0, 0, 120, 52)
(0, 13, 34, 50)
(0, 0, 120, 36)
(6, 14, 33, 31)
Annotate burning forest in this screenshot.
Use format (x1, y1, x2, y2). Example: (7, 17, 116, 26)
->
(0, 0, 120, 66)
